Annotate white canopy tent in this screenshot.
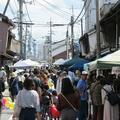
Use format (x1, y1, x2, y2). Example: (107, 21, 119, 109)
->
(53, 58, 65, 65)
(10, 59, 41, 68)
(84, 50, 120, 71)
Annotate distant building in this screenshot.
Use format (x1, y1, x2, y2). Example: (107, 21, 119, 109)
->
(52, 39, 81, 62)
(43, 36, 52, 63)
(52, 39, 71, 62)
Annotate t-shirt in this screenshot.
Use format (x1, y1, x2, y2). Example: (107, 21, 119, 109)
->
(77, 79, 88, 101)
(15, 89, 40, 112)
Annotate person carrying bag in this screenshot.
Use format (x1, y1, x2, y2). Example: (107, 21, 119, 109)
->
(57, 77, 80, 120)
(60, 93, 78, 112)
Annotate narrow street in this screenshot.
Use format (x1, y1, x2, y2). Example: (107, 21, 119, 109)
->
(0, 0, 120, 120)
(0, 109, 13, 120)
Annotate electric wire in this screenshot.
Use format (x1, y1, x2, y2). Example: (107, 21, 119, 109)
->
(13, 21, 68, 27)
(41, 0, 72, 16)
(101, 6, 120, 23)
(76, 0, 92, 24)
(8, 2, 16, 18)
(24, 3, 32, 23)
(74, 0, 87, 24)
(14, 0, 19, 10)
(35, 0, 70, 21)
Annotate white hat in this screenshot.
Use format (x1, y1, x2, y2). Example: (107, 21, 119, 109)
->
(82, 71, 88, 75)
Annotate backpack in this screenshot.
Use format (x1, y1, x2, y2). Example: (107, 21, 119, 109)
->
(103, 88, 120, 106)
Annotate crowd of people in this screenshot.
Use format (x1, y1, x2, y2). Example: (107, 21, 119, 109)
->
(0, 66, 120, 120)
(90, 74, 120, 120)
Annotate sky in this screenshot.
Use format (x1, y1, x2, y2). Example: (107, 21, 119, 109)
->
(0, 0, 84, 44)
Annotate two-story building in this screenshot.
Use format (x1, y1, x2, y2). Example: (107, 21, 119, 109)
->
(0, 14, 20, 66)
(80, 0, 119, 59)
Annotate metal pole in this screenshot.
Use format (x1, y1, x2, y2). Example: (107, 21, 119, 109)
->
(66, 26, 69, 59)
(3, 0, 11, 15)
(71, 15, 74, 58)
(96, 0, 100, 59)
(24, 25, 28, 59)
(49, 20, 52, 64)
(18, 0, 23, 59)
(96, 0, 100, 75)
(81, 18, 83, 36)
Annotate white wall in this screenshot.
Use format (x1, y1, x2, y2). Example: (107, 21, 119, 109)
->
(52, 39, 70, 57)
(85, 0, 96, 33)
(88, 31, 97, 53)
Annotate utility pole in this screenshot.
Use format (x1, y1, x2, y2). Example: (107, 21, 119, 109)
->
(81, 18, 83, 36)
(24, 24, 28, 59)
(96, 0, 100, 75)
(71, 7, 74, 58)
(96, 0, 100, 59)
(49, 19, 52, 64)
(18, 0, 24, 59)
(66, 26, 69, 59)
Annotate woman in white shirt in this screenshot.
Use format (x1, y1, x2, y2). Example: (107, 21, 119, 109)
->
(13, 77, 41, 120)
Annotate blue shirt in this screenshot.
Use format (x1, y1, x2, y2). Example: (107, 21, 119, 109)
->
(77, 79, 88, 101)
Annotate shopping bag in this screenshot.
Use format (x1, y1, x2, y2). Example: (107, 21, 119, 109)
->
(50, 104, 60, 118)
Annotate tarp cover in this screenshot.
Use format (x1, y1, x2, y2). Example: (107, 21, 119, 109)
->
(84, 50, 120, 71)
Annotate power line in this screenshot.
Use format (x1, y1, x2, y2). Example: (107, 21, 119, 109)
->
(13, 21, 68, 27)
(41, 0, 72, 16)
(76, 0, 92, 24)
(8, 2, 16, 17)
(24, 3, 32, 23)
(3, 0, 11, 15)
(14, 0, 19, 10)
(35, 0, 69, 21)
(74, 0, 87, 24)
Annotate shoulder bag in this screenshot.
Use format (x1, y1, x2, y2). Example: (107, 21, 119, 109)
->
(60, 93, 77, 112)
